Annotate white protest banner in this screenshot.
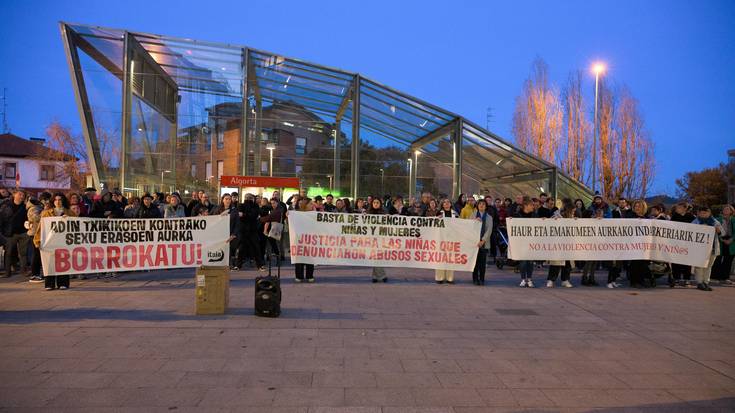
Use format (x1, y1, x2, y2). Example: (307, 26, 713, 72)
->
(40, 216, 230, 275)
(507, 218, 716, 267)
(288, 211, 482, 271)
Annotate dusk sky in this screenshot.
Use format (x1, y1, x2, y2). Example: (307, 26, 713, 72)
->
(1, 0, 733, 195)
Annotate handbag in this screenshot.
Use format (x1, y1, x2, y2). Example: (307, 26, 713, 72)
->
(267, 222, 283, 241)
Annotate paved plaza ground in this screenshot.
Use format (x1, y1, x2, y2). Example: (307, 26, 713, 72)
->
(1, 263, 734, 412)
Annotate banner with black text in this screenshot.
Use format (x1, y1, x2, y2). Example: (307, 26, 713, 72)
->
(287, 211, 482, 271)
(40, 216, 230, 275)
(507, 218, 716, 267)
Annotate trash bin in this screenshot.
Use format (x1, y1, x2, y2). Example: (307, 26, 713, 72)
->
(195, 266, 230, 315)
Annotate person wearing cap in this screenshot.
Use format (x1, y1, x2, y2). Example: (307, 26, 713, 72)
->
(164, 193, 186, 218)
(588, 195, 612, 218)
(137, 193, 161, 219)
(26, 192, 52, 283)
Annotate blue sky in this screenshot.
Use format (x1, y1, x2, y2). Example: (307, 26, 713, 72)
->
(1, 0, 733, 195)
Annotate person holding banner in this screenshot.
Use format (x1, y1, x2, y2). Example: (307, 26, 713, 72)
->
(546, 199, 577, 288)
(435, 199, 459, 284)
(471, 199, 493, 285)
(214, 193, 241, 270)
(628, 200, 653, 288)
(669, 202, 695, 286)
(164, 193, 186, 218)
(692, 206, 722, 291)
(513, 199, 537, 287)
(26, 192, 51, 283)
(367, 198, 388, 283)
(293, 197, 316, 282)
(40, 193, 76, 290)
(137, 194, 162, 219)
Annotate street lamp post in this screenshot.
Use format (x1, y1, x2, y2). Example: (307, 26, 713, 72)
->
(266, 143, 276, 177)
(161, 170, 171, 193)
(407, 158, 413, 199)
(379, 168, 384, 196)
(326, 174, 333, 192)
(592, 62, 605, 194)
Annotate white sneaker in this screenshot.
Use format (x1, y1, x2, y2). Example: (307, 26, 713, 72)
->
(546, 280, 554, 288)
(527, 280, 535, 288)
(613, 282, 622, 288)
(519, 279, 527, 287)
(607, 282, 616, 289)
(561, 281, 573, 288)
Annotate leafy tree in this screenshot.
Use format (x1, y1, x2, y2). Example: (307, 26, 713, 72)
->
(676, 165, 728, 207)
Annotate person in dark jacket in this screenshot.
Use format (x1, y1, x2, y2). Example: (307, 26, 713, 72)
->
(367, 198, 388, 283)
(213, 193, 241, 269)
(136, 194, 162, 219)
(513, 199, 537, 287)
(472, 199, 493, 285)
(628, 200, 652, 288)
(186, 191, 201, 217)
(669, 202, 695, 285)
(0, 190, 29, 277)
(388, 196, 409, 215)
(91, 190, 123, 218)
(238, 194, 266, 271)
(260, 198, 285, 260)
(323, 194, 337, 212)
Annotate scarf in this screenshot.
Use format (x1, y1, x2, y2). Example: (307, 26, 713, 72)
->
(476, 211, 488, 238)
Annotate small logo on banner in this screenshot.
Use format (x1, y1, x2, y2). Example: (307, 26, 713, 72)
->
(207, 249, 225, 263)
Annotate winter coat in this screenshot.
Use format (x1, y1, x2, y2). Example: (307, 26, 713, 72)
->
(164, 204, 186, 218)
(474, 210, 493, 250)
(137, 204, 162, 219)
(692, 217, 722, 257)
(459, 204, 476, 219)
(0, 200, 28, 237)
(438, 208, 458, 218)
(717, 215, 735, 255)
(213, 205, 241, 237)
(26, 203, 44, 247)
(35, 207, 77, 247)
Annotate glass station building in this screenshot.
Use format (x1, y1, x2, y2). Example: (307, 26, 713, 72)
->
(60, 22, 592, 202)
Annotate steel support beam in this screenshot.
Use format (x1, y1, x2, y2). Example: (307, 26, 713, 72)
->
(409, 118, 457, 151)
(240, 48, 250, 176)
(247, 57, 263, 176)
(60, 23, 103, 189)
(120, 32, 133, 193)
(333, 121, 341, 194)
(408, 151, 417, 201)
(452, 118, 463, 200)
(350, 75, 361, 199)
(549, 167, 558, 200)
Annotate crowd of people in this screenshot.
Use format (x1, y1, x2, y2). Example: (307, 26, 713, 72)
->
(1, 186, 732, 292)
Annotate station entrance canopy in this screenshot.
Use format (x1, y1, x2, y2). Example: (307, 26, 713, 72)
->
(60, 22, 592, 203)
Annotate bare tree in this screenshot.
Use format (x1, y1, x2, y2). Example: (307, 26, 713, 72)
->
(596, 84, 655, 199)
(42, 121, 88, 189)
(512, 58, 563, 163)
(560, 70, 590, 185)
(43, 121, 121, 190)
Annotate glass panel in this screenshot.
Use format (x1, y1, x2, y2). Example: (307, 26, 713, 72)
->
(75, 45, 123, 192)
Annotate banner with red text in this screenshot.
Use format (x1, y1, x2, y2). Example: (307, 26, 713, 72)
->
(287, 211, 482, 271)
(507, 218, 716, 267)
(40, 216, 230, 275)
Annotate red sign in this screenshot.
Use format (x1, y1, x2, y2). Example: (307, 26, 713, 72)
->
(220, 176, 300, 188)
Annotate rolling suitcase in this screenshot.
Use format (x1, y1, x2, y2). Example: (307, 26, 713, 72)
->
(254, 253, 281, 317)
